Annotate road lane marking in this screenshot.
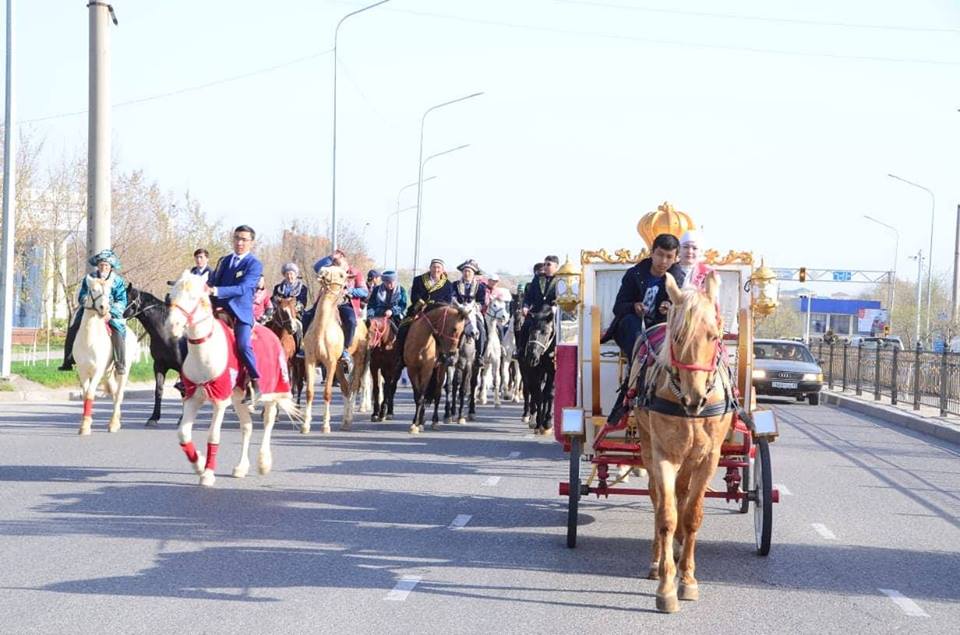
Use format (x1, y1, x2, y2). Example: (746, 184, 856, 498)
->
(775, 483, 793, 496)
(811, 523, 836, 539)
(507, 451, 521, 459)
(879, 589, 929, 617)
(449, 514, 472, 530)
(484, 476, 501, 486)
(385, 576, 422, 601)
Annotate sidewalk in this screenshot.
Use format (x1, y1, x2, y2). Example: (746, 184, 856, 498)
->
(0, 375, 180, 403)
(822, 387, 960, 446)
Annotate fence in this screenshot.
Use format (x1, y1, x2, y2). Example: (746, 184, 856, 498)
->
(815, 340, 960, 417)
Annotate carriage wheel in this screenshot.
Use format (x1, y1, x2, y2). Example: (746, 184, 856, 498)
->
(566, 436, 581, 548)
(753, 438, 772, 555)
(738, 461, 751, 514)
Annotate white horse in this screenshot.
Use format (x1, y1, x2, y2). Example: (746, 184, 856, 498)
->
(167, 271, 299, 487)
(477, 298, 508, 407)
(73, 275, 139, 435)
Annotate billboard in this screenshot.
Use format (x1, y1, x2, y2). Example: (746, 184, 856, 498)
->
(857, 308, 889, 335)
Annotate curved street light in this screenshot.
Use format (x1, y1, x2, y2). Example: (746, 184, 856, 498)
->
(330, 0, 391, 253)
(385, 176, 436, 269)
(888, 173, 935, 338)
(863, 215, 900, 329)
(412, 91, 484, 274)
(412, 143, 471, 274)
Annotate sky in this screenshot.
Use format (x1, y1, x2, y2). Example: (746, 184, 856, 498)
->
(4, 0, 959, 295)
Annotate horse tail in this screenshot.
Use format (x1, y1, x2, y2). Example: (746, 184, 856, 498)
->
(264, 393, 303, 422)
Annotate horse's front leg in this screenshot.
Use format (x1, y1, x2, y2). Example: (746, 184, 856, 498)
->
(371, 365, 383, 422)
(146, 366, 164, 426)
(199, 398, 229, 487)
(258, 400, 278, 475)
(467, 365, 478, 420)
(231, 390, 253, 478)
(322, 361, 336, 434)
(409, 385, 423, 434)
(650, 455, 680, 613)
(676, 445, 723, 603)
(78, 367, 105, 435)
(177, 392, 205, 475)
(302, 360, 316, 433)
(107, 370, 129, 433)
(493, 359, 502, 408)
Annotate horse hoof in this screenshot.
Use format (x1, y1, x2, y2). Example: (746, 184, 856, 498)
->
(340, 423, 352, 431)
(78, 426, 91, 436)
(431, 421, 439, 430)
(457, 417, 466, 425)
(443, 416, 451, 424)
(232, 465, 249, 479)
(322, 425, 332, 434)
(656, 593, 680, 614)
(385, 414, 393, 421)
(542, 427, 553, 437)
(647, 566, 660, 581)
(199, 470, 216, 487)
(300, 424, 311, 434)
(409, 425, 420, 435)
(258, 455, 272, 475)
(107, 420, 121, 433)
(193, 458, 205, 475)
(521, 415, 530, 424)
(467, 414, 476, 422)
(678, 583, 699, 602)
(371, 415, 381, 422)
(145, 419, 159, 428)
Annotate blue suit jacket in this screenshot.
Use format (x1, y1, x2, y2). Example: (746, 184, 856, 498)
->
(209, 253, 263, 325)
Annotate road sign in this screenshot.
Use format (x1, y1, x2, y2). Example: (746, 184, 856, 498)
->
(832, 271, 853, 282)
(773, 268, 794, 280)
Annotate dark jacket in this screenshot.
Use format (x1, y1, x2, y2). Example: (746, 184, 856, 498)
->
(410, 274, 454, 307)
(452, 279, 487, 307)
(602, 259, 685, 341)
(367, 284, 408, 319)
(271, 280, 309, 311)
(522, 275, 557, 313)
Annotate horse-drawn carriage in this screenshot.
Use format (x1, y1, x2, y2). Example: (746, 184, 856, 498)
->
(550, 202, 782, 612)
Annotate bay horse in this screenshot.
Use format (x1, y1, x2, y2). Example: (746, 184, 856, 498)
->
(448, 301, 480, 424)
(519, 306, 556, 435)
(636, 272, 735, 613)
(166, 271, 299, 487)
(367, 317, 401, 422)
(403, 302, 469, 434)
(123, 285, 183, 426)
(301, 266, 368, 433)
(73, 275, 139, 435)
(266, 297, 305, 405)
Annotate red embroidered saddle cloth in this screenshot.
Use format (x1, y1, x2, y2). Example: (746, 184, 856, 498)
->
(181, 321, 291, 401)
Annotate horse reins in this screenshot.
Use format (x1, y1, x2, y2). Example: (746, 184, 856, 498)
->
(170, 294, 215, 345)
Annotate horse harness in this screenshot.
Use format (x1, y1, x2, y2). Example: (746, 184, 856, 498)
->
(170, 294, 216, 345)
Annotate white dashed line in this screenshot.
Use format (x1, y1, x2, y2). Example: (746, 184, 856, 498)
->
(385, 576, 422, 601)
(775, 483, 793, 496)
(811, 523, 836, 540)
(483, 476, 501, 486)
(879, 589, 929, 617)
(448, 514, 472, 530)
(507, 451, 521, 459)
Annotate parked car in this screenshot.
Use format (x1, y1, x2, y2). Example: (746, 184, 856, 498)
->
(848, 336, 904, 351)
(752, 339, 824, 405)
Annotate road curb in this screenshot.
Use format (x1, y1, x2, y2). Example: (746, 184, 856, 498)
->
(0, 382, 180, 404)
(822, 391, 960, 446)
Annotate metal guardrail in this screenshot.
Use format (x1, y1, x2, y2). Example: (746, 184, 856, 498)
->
(816, 340, 960, 417)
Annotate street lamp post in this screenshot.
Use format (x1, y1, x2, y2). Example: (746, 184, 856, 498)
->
(909, 250, 924, 345)
(412, 144, 470, 274)
(863, 215, 899, 329)
(412, 91, 483, 275)
(386, 177, 437, 269)
(888, 173, 935, 338)
(330, 0, 391, 253)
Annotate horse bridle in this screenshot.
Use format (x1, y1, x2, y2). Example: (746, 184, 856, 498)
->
(83, 287, 108, 316)
(417, 306, 461, 348)
(169, 292, 215, 344)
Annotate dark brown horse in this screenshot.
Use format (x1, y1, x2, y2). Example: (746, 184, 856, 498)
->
(367, 316, 401, 422)
(403, 303, 469, 434)
(266, 297, 304, 404)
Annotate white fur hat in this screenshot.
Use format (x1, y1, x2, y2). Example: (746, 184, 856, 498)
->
(680, 229, 702, 246)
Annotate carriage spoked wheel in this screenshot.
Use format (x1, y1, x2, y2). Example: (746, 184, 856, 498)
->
(738, 458, 751, 514)
(752, 438, 772, 556)
(566, 436, 581, 549)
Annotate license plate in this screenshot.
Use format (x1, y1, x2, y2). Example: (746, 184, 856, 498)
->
(772, 381, 798, 389)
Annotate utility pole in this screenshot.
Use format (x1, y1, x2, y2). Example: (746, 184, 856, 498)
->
(0, 0, 15, 378)
(87, 2, 117, 264)
(953, 204, 960, 324)
(910, 250, 924, 346)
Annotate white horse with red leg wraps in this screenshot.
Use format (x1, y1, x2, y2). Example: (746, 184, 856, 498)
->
(73, 275, 139, 435)
(167, 271, 299, 487)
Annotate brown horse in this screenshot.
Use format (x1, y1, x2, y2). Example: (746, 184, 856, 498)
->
(367, 316, 401, 422)
(403, 302, 469, 434)
(635, 271, 734, 613)
(266, 297, 304, 404)
(302, 266, 368, 433)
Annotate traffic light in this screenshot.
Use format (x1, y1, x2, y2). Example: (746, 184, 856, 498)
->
(883, 324, 891, 336)
(799, 267, 807, 282)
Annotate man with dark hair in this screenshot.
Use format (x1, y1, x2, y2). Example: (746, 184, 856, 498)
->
(191, 248, 211, 280)
(308, 249, 367, 374)
(522, 255, 559, 316)
(205, 225, 263, 404)
(602, 233, 685, 358)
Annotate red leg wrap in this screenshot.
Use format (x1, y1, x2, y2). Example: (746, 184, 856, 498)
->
(205, 443, 219, 471)
(82, 399, 93, 417)
(180, 441, 199, 463)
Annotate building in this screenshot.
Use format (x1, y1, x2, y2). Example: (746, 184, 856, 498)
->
(799, 297, 886, 338)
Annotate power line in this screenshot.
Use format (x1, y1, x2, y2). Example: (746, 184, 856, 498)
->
(552, 0, 960, 34)
(17, 48, 334, 126)
(382, 6, 960, 66)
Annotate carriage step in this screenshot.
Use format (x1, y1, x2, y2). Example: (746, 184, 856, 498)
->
(594, 440, 642, 452)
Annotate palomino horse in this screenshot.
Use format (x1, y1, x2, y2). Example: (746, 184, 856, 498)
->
(73, 275, 139, 435)
(167, 272, 298, 487)
(124, 285, 183, 426)
(266, 297, 305, 404)
(302, 266, 368, 433)
(403, 302, 469, 434)
(519, 306, 557, 434)
(367, 317, 401, 422)
(636, 272, 735, 613)
(448, 301, 480, 424)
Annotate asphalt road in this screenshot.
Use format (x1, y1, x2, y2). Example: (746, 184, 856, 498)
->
(0, 389, 957, 634)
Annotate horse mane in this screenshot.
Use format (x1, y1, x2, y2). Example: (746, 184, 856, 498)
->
(657, 288, 720, 365)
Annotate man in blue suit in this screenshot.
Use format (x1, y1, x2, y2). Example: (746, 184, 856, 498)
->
(205, 225, 263, 404)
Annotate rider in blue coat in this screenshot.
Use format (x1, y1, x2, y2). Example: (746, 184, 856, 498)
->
(366, 270, 408, 326)
(59, 249, 128, 374)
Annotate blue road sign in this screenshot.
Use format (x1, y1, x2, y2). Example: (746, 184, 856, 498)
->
(832, 271, 853, 282)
